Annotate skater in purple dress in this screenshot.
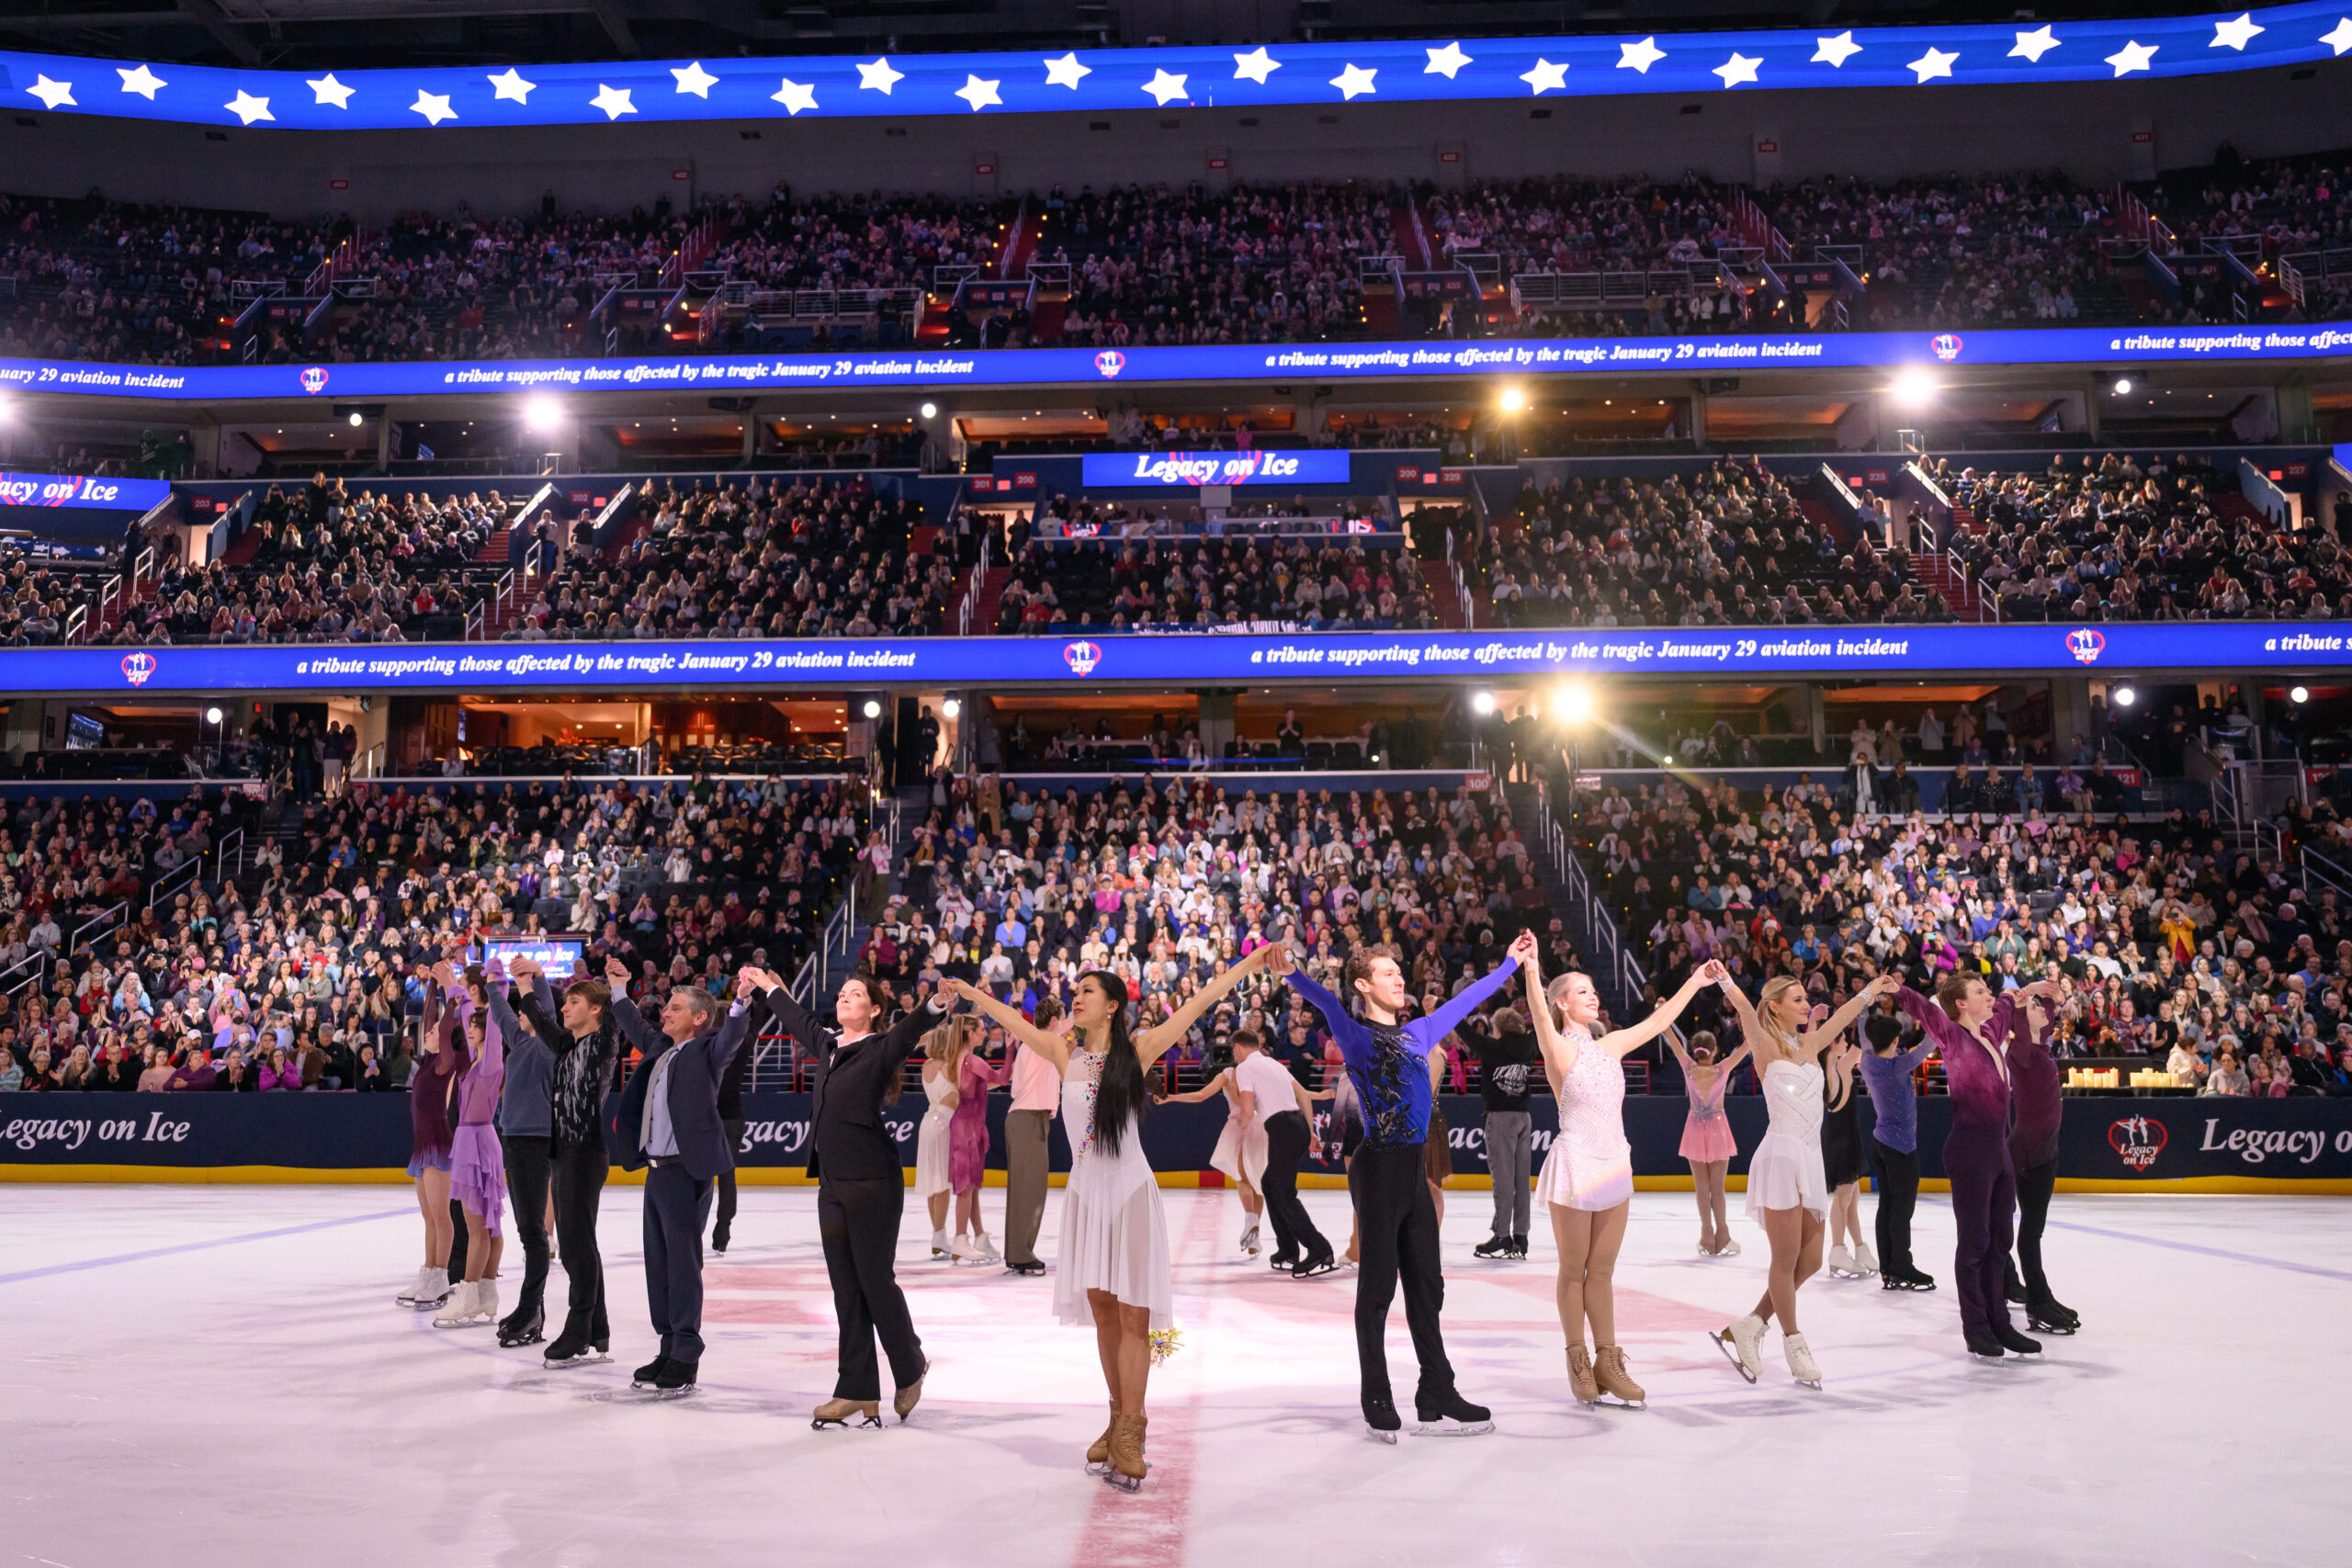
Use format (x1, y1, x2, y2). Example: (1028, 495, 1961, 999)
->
(1893, 974, 2062, 1360)
(2005, 993, 2079, 1335)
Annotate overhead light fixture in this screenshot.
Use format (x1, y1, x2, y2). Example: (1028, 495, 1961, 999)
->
(2112, 377, 2133, 395)
(1890, 366, 1939, 407)
(920, 401, 938, 420)
(346, 410, 364, 427)
(2290, 685, 2311, 705)
(1470, 691, 1497, 716)
(522, 393, 564, 433)
(1498, 385, 1526, 414)
(942, 697, 962, 718)
(862, 699, 883, 719)
(1552, 682, 1594, 723)
(2111, 684, 2137, 708)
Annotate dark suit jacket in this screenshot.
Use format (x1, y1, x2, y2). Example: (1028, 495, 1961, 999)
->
(605, 994, 752, 1181)
(761, 986, 943, 1184)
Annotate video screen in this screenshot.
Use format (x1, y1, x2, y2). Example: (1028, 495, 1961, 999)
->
(481, 935, 588, 978)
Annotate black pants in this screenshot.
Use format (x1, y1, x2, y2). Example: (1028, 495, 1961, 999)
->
(819, 1176, 928, 1402)
(715, 1117, 747, 1238)
(503, 1134, 552, 1318)
(2011, 1156, 2059, 1302)
(1260, 1111, 1327, 1262)
(1871, 1138, 1921, 1280)
(643, 1161, 714, 1364)
(1349, 1142, 1454, 1408)
(551, 1140, 609, 1337)
(446, 1198, 470, 1280)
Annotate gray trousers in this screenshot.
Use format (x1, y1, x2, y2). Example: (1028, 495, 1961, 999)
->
(1003, 1108, 1053, 1266)
(1486, 1110, 1532, 1237)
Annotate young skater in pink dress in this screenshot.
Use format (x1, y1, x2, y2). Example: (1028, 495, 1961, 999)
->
(1668, 1028, 1750, 1258)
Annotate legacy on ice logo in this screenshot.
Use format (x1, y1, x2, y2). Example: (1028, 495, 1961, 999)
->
(1929, 333, 1964, 362)
(1062, 640, 1103, 676)
(2109, 1115, 2166, 1172)
(120, 651, 158, 687)
(1094, 351, 1125, 378)
(299, 367, 330, 394)
(2066, 627, 2107, 665)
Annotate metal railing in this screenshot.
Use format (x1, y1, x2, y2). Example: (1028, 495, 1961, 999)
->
(72, 899, 129, 955)
(956, 526, 994, 636)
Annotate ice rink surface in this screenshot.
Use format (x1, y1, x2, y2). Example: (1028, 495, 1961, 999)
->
(5, 1181, 2342, 1568)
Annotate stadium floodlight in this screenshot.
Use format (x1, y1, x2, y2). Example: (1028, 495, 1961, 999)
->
(1498, 385, 1527, 414)
(347, 410, 364, 427)
(2112, 377, 2133, 395)
(1553, 682, 1594, 723)
(942, 697, 962, 718)
(862, 698, 883, 719)
(2290, 685, 2311, 705)
(1471, 691, 1498, 716)
(2111, 684, 2136, 708)
(920, 401, 939, 420)
(522, 394, 565, 433)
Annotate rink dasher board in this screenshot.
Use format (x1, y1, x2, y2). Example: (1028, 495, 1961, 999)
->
(2, 1092, 2346, 1192)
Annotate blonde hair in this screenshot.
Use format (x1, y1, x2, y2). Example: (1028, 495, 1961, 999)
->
(923, 1016, 979, 1064)
(1755, 976, 1807, 1054)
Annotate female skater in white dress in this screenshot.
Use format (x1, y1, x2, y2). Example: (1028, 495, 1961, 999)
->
(1709, 972, 1893, 1387)
(1520, 933, 1724, 1409)
(1159, 1053, 1270, 1255)
(948, 941, 1275, 1493)
(914, 1019, 971, 1258)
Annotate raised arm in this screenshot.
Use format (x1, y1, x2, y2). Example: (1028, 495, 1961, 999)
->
(1413, 953, 1521, 1049)
(1799, 974, 1901, 1056)
(1713, 971, 1770, 1057)
(481, 960, 548, 1066)
(1136, 944, 1275, 1067)
(944, 976, 1071, 1073)
(748, 969, 832, 1055)
(1593, 958, 1728, 1061)
(704, 979, 757, 1074)
(1159, 1068, 1235, 1105)
(1516, 933, 1581, 1079)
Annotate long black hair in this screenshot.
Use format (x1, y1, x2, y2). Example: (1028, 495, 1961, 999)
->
(1080, 968, 1148, 1157)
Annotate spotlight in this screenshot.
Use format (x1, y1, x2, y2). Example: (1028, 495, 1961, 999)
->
(522, 394, 564, 433)
(1553, 682, 1594, 723)
(1471, 691, 1498, 716)
(1890, 366, 1939, 407)
(346, 410, 364, 427)
(204, 706, 224, 725)
(862, 698, 883, 719)
(920, 401, 939, 420)
(1498, 385, 1526, 414)
(2290, 685, 2311, 705)
(942, 697, 962, 718)
(2111, 684, 2136, 708)
(2112, 377, 2133, 396)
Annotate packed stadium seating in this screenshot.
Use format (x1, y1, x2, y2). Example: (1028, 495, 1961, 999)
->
(8, 149, 2348, 368)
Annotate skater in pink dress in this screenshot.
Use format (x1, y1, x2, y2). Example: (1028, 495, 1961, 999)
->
(1518, 932, 1724, 1410)
(435, 960, 509, 1329)
(1667, 1028, 1753, 1258)
(949, 1036, 1012, 1263)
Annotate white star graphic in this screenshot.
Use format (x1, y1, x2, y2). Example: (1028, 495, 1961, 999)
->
(856, 57, 903, 94)
(1713, 52, 1761, 87)
(1813, 31, 1862, 68)
(589, 83, 637, 118)
(2104, 39, 2158, 76)
(117, 64, 166, 99)
(1907, 47, 1959, 83)
(1618, 37, 1667, 73)
(1043, 51, 1090, 88)
(1232, 47, 1280, 84)
(1520, 58, 1568, 95)
(954, 73, 1001, 111)
(771, 77, 817, 114)
(222, 89, 272, 125)
(26, 75, 74, 110)
(1141, 68, 1190, 105)
(308, 73, 356, 107)
(1329, 63, 1377, 100)
(2010, 26, 2061, 62)
(410, 89, 457, 125)
(672, 62, 718, 97)
(486, 68, 534, 103)
(2211, 12, 2264, 50)
(2322, 17, 2352, 55)
(1423, 41, 1473, 78)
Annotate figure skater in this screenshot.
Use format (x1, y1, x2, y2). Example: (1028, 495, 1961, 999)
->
(750, 969, 950, 1427)
(1822, 1031, 1873, 1280)
(1159, 1041, 1271, 1256)
(1892, 975, 2062, 1360)
(949, 943, 1274, 1491)
(394, 976, 464, 1314)
(509, 954, 623, 1366)
(916, 1021, 962, 1259)
(949, 1029, 1013, 1263)
(1665, 1028, 1750, 1258)
(1857, 989, 1937, 1292)
(2006, 991, 2080, 1335)
(1709, 973, 1898, 1388)
(435, 961, 507, 1329)
(1271, 939, 1521, 1443)
(1523, 938, 1724, 1409)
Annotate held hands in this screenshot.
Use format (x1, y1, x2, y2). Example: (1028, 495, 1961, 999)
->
(604, 954, 631, 988)
(1695, 958, 1729, 987)
(1507, 930, 1540, 965)
(1262, 942, 1296, 978)
(507, 955, 541, 981)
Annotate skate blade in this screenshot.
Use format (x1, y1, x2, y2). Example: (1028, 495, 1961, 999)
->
(1084, 1461, 1112, 1475)
(541, 1353, 609, 1369)
(652, 1386, 697, 1400)
(1410, 1419, 1495, 1437)
(1364, 1426, 1399, 1445)
(2029, 1322, 2079, 1336)
(1103, 1473, 1143, 1492)
(1792, 1378, 1822, 1389)
(811, 1416, 883, 1430)
(1595, 1395, 1646, 1410)
(1710, 1331, 1759, 1384)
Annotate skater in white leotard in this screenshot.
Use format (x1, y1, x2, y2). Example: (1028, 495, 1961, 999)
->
(1518, 933, 1724, 1411)
(1709, 971, 1894, 1388)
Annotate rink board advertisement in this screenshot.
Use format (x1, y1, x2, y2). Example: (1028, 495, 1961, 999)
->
(32, 621, 2352, 698)
(3, 1092, 2347, 1188)
(9, 324, 2352, 405)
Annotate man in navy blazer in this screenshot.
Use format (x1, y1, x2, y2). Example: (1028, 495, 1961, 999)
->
(605, 958, 754, 1395)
